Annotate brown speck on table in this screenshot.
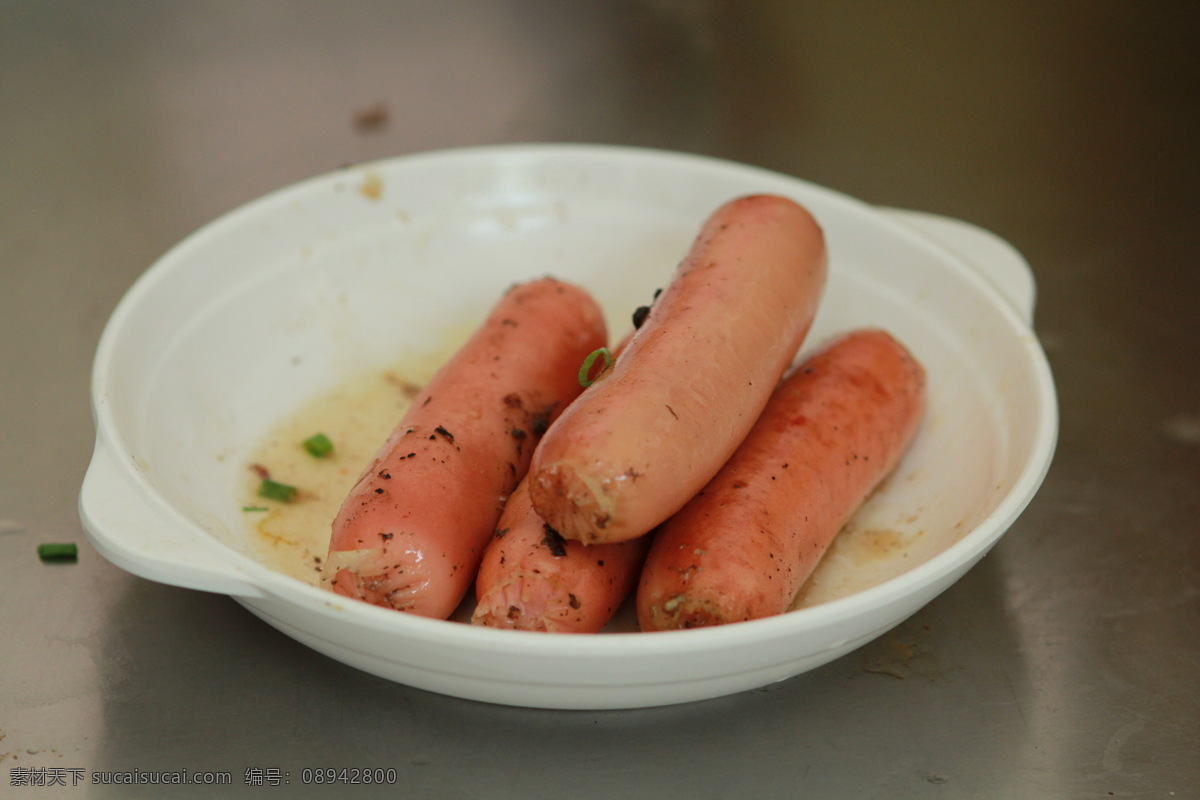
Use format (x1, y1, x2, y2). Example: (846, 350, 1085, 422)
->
(352, 102, 389, 133)
(860, 624, 941, 681)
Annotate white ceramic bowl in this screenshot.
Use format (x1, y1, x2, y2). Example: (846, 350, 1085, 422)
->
(80, 144, 1057, 709)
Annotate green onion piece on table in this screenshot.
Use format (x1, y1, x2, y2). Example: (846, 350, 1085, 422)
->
(38, 543, 78, 562)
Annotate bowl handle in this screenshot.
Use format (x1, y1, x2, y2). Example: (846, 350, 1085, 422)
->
(79, 437, 266, 599)
(880, 208, 1037, 324)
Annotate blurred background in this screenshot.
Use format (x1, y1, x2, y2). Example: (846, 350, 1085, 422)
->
(2, 2, 1197, 797)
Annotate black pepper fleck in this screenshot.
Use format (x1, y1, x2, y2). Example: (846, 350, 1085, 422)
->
(542, 524, 568, 557)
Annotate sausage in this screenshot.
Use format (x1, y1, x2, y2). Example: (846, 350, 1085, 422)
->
(636, 328, 926, 630)
(325, 277, 606, 619)
(471, 479, 650, 633)
(527, 194, 828, 544)
(473, 324, 650, 633)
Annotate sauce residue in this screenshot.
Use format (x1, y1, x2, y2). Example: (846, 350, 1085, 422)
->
(241, 372, 926, 623)
(241, 372, 418, 585)
(358, 170, 384, 201)
(791, 523, 926, 609)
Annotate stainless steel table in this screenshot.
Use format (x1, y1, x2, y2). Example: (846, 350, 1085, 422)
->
(3, 2, 1196, 797)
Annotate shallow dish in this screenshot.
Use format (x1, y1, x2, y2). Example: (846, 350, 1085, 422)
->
(80, 144, 1057, 709)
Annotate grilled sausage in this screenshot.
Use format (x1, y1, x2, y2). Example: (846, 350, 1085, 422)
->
(325, 278, 606, 619)
(637, 328, 926, 629)
(528, 195, 828, 545)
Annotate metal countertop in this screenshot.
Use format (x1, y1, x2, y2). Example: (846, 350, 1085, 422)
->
(2, 3, 1197, 798)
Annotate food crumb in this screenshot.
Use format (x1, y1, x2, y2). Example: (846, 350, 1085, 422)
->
(352, 102, 389, 133)
(384, 373, 423, 399)
(359, 171, 383, 201)
(542, 524, 568, 557)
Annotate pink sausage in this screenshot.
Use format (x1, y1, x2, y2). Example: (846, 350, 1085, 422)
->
(471, 479, 649, 633)
(325, 278, 606, 619)
(637, 328, 926, 630)
(528, 195, 828, 545)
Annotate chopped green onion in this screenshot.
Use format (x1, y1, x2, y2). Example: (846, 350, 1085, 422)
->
(578, 347, 614, 388)
(257, 479, 298, 503)
(38, 543, 78, 563)
(242, 506, 269, 513)
(302, 432, 334, 458)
